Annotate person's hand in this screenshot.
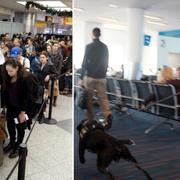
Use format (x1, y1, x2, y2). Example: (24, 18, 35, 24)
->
(18, 112, 26, 123)
(44, 75, 50, 82)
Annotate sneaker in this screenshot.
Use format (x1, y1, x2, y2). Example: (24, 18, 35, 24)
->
(3, 143, 15, 153)
(8, 147, 19, 158)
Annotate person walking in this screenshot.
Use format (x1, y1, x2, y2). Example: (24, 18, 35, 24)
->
(80, 27, 112, 129)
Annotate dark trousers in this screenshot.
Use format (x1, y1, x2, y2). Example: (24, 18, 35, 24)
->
(6, 107, 26, 146)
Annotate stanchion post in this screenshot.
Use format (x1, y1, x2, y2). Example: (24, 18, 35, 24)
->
(18, 143, 27, 180)
(43, 78, 57, 124)
(48, 78, 54, 119)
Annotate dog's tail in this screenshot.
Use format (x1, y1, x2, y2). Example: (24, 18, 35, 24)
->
(134, 163, 153, 180)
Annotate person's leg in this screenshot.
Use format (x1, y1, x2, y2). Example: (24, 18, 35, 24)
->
(83, 77, 95, 120)
(9, 122, 26, 158)
(6, 109, 16, 144)
(96, 79, 112, 120)
(16, 122, 26, 145)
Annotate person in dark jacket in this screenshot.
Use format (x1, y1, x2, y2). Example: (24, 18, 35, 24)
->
(34, 51, 58, 122)
(80, 27, 112, 129)
(49, 42, 63, 106)
(2, 58, 30, 158)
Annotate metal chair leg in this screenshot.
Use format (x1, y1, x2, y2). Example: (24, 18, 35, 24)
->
(144, 118, 174, 134)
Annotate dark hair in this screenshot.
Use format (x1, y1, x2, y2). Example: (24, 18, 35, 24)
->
(177, 67, 180, 71)
(92, 27, 101, 38)
(2, 57, 27, 90)
(40, 51, 48, 58)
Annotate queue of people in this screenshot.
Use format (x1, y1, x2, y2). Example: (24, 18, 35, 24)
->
(0, 32, 72, 164)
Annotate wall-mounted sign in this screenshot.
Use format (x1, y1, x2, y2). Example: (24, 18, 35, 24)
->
(144, 35, 151, 46)
(63, 16, 72, 25)
(45, 16, 53, 22)
(35, 21, 47, 28)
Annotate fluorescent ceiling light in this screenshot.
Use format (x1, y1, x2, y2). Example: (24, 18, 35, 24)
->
(109, 4, 118, 8)
(147, 21, 167, 26)
(103, 23, 127, 30)
(17, 1, 67, 8)
(17, 1, 26, 5)
(74, 7, 85, 12)
(144, 15, 162, 21)
(97, 17, 120, 24)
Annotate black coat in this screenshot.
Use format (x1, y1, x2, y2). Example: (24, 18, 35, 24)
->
(2, 75, 30, 113)
(35, 62, 58, 88)
(81, 39, 109, 79)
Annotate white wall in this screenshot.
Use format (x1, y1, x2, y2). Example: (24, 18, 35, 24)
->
(142, 31, 158, 75)
(0, 21, 24, 35)
(158, 35, 180, 68)
(74, 17, 159, 75)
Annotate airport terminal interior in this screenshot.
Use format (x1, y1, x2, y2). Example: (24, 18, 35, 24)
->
(0, 0, 72, 179)
(0, 0, 180, 180)
(74, 0, 180, 179)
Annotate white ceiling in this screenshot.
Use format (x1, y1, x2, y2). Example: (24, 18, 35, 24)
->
(0, 0, 72, 12)
(74, 0, 180, 32)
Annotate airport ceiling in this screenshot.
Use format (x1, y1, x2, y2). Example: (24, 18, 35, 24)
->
(0, 0, 72, 12)
(74, 0, 180, 32)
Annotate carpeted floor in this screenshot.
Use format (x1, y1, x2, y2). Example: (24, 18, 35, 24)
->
(74, 105, 180, 180)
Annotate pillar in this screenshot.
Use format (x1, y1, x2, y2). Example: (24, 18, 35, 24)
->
(125, 8, 144, 80)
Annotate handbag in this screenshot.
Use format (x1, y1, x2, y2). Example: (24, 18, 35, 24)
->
(0, 89, 7, 140)
(76, 87, 87, 109)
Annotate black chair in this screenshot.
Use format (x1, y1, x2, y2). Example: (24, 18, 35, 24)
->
(144, 83, 180, 134)
(116, 79, 135, 108)
(74, 73, 81, 97)
(133, 80, 155, 112)
(106, 77, 117, 104)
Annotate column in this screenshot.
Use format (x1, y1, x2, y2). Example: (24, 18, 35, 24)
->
(24, 12, 36, 34)
(125, 8, 144, 80)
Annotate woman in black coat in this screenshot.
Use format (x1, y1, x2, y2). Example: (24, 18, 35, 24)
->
(2, 58, 31, 158)
(34, 51, 58, 122)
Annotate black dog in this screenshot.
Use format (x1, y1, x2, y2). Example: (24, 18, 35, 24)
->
(77, 119, 152, 180)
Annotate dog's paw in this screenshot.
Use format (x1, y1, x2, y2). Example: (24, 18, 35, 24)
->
(130, 139, 136, 145)
(80, 157, 86, 164)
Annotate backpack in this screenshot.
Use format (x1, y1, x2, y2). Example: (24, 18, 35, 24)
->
(26, 72, 40, 103)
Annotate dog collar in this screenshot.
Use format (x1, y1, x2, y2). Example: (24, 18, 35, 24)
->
(80, 124, 97, 139)
(80, 127, 88, 138)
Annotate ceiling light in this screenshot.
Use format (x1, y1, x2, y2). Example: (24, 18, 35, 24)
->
(109, 4, 118, 8)
(103, 23, 127, 30)
(17, 1, 26, 6)
(97, 17, 120, 24)
(147, 21, 167, 26)
(17, 1, 67, 8)
(74, 7, 85, 12)
(144, 15, 162, 21)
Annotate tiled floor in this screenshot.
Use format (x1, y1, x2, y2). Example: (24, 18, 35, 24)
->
(0, 95, 72, 180)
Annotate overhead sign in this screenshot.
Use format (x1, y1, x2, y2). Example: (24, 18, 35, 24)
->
(45, 16, 53, 22)
(35, 21, 47, 28)
(144, 35, 151, 46)
(63, 16, 72, 25)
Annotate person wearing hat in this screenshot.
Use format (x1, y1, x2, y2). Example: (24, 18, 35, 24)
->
(10, 47, 30, 70)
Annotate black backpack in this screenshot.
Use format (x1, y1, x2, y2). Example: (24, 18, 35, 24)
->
(26, 72, 40, 103)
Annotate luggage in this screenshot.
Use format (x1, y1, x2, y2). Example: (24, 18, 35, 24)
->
(0, 89, 7, 167)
